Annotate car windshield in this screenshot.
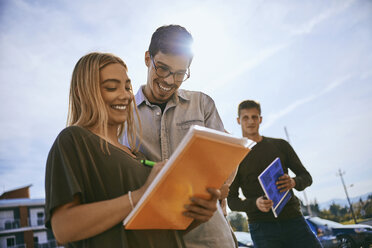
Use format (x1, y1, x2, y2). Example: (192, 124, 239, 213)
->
(308, 217, 343, 228)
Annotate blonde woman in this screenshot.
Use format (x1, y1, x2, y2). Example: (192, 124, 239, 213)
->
(44, 52, 220, 247)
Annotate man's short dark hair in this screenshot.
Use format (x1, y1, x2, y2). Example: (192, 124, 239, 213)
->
(148, 25, 193, 60)
(238, 100, 261, 117)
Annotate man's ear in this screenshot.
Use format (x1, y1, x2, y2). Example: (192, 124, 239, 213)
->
(145, 51, 151, 67)
(259, 116, 263, 124)
(237, 117, 241, 125)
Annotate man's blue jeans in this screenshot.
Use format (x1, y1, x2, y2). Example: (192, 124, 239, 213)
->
(249, 216, 322, 248)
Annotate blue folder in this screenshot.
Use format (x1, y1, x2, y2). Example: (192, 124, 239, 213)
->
(258, 157, 292, 217)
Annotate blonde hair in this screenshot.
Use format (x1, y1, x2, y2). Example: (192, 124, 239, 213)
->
(67, 52, 141, 153)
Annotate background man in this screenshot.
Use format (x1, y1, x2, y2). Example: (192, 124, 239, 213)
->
(121, 25, 237, 248)
(227, 100, 322, 248)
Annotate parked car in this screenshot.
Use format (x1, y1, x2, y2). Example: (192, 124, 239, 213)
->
(234, 231, 254, 247)
(305, 217, 338, 247)
(305, 216, 372, 248)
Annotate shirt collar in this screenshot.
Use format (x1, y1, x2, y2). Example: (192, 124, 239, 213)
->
(135, 85, 190, 107)
(134, 85, 147, 107)
(177, 88, 190, 102)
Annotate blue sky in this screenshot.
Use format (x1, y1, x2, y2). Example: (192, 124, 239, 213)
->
(0, 0, 371, 205)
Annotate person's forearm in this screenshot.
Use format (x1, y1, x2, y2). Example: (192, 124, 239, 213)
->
(286, 142, 313, 191)
(293, 173, 312, 191)
(51, 189, 143, 244)
(291, 163, 313, 191)
(51, 160, 168, 244)
(227, 195, 257, 213)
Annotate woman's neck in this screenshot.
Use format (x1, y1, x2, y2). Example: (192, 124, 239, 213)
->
(89, 124, 122, 146)
(105, 125, 121, 146)
(89, 124, 136, 158)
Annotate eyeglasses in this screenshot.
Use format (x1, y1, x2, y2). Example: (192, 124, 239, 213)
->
(150, 56, 190, 83)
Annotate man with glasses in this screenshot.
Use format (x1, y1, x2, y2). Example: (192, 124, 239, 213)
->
(121, 25, 237, 247)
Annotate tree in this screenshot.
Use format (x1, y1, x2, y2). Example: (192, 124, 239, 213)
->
(363, 194, 372, 218)
(313, 194, 372, 223)
(227, 212, 249, 232)
(329, 202, 341, 217)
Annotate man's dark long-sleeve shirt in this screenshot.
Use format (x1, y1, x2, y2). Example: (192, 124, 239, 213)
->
(227, 136, 312, 222)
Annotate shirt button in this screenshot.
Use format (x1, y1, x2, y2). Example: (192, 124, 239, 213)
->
(156, 112, 160, 116)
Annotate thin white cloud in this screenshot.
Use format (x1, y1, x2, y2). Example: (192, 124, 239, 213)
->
(360, 70, 372, 80)
(290, 0, 356, 36)
(205, 0, 369, 150)
(261, 74, 352, 130)
(202, 0, 356, 94)
(206, 43, 290, 92)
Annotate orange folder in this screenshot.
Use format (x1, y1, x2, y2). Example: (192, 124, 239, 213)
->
(123, 125, 255, 230)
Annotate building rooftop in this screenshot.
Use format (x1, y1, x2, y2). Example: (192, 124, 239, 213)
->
(0, 198, 45, 208)
(0, 184, 32, 199)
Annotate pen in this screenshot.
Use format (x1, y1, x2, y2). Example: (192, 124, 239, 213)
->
(140, 160, 156, 167)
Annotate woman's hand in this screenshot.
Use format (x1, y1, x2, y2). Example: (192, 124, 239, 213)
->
(137, 160, 167, 196)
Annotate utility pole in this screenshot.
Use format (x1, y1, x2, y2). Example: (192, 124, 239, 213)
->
(337, 169, 357, 224)
(284, 126, 313, 216)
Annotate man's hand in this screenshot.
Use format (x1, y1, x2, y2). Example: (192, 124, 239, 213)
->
(219, 183, 230, 200)
(276, 173, 296, 192)
(256, 196, 273, 212)
(183, 188, 220, 223)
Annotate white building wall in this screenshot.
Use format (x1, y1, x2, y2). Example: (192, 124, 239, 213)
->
(34, 231, 48, 244)
(0, 235, 16, 248)
(0, 210, 14, 229)
(29, 207, 44, 226)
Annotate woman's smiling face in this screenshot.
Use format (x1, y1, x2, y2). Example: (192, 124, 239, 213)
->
(100, 63, 133, 126)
